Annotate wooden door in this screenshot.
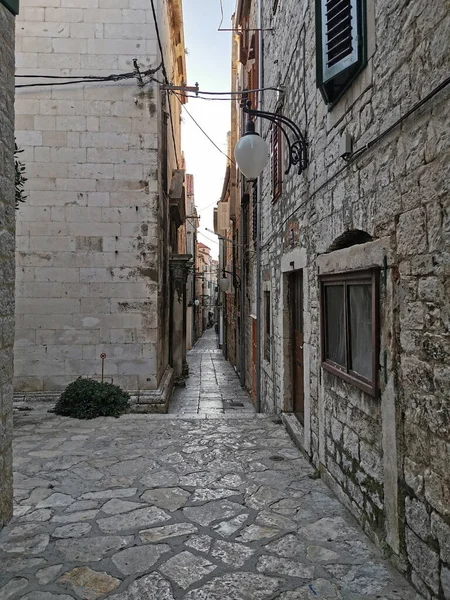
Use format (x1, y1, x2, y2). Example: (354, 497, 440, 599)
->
(252, 317, 257, 405)
(291, 272, 304, 423)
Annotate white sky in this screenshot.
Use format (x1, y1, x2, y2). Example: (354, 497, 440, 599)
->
(181, 0, 236, 258)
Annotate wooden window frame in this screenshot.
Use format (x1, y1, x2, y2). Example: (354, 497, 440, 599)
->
(271, 121, 282, 202)
(319, 267, 379, 397)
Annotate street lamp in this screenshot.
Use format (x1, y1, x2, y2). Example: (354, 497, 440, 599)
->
(219, 269, 241, 292)
(234, 101, 308, 179)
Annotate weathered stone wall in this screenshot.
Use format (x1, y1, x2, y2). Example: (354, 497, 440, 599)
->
(258, 0, 449, 597)
(0, 2, 15, 529)
(14, 0, 183, 400)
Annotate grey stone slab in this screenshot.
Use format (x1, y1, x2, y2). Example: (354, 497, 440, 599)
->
(183, 499, 244, 525)
(3, 557, 46, 573)
(52, 522, 92, 538)
(298, 517, 360, 542)
(140, 487, 190, 511)
(183, 572, 284, 600)
(278, 578, 343, 599)
(257, 554, 315, 578)
(36, 564, 63, 585)
(140, 470, 179, 488)
(108, 573, 175, 600)
(35, 493, 74, 508)
(159, 550, 217, 589)
(325, 562, 391, 595)
(211, 539, 256, 567)
(101, 498, 144, 514)
(190, 488, 239, 502)
(112, 543, 171, 575)
(212, 512, 250, 537)
(264, 534, 307, 558)
(55, 535, 133, 562)
(98, 506, 170, 533)
(255, 510, 297, 531)
(185, 534, 213, 553)
(236, 524, 280, 542)
(22, 594, 75, 600)
(6, 523, 45, 539)
(0, 578, 29, 600)
(140, 522, 198, 542)
(306, 545, 341, 562)
(245, 485, 286, 510)
(0, 534, 49, 555)
(81, 488, 137, 500)
(52, 509, 99, 524)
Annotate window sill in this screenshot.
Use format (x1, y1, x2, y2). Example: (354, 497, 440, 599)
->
(322, 361, 378, 397)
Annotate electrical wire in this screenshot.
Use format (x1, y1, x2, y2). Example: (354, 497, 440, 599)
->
(15, 64, 163, 89)
(172, 92, 236, 165)
(218, 0, 224, 30)
(149, 0, 179, 169)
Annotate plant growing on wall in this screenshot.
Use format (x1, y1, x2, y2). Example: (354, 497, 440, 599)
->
(15, 142, 27, 209)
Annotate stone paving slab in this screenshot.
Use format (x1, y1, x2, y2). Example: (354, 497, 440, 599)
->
(1, 406, 422, 599)
(0, 331, 422, 599)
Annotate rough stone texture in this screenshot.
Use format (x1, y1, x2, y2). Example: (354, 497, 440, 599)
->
(13, 0, 186, 405)
(0, 3, 15, 531)
(58, 567, 120, 599)
(0, 335, 422, 599)
(226, 1, 450, 598)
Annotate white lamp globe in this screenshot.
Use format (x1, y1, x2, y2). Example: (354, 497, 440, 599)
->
(194, 299, 200, 307)
(234, 120, 269, 180)
(219, 276, 230, 292)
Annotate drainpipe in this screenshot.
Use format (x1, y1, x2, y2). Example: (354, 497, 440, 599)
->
(255, 0, 263, 413)
(239, 173, 246, 388)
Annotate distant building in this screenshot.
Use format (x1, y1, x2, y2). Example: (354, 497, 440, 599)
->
(14, 0, 190, 412)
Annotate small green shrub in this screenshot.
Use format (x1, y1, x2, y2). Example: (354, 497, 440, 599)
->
(54, 377, 130, 420)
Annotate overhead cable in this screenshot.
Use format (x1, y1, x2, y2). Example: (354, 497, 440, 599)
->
(172, 92, 236, 165)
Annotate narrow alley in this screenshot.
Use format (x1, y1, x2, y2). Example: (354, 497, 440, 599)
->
(0, 332, 421, 600)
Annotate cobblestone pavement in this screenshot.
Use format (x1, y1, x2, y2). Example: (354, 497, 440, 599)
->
(0, 334, 422, 600)
(169, 328, 255, 416)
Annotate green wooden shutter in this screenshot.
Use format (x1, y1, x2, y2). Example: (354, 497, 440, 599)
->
(316, 0, 366, 105)
(1, 0, 19, 16)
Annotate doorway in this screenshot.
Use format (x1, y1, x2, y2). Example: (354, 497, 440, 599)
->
(290, 271, 304, 423)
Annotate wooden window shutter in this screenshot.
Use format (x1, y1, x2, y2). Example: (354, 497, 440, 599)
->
(1, 0, 19, 15)
(316, 0, 366, 105)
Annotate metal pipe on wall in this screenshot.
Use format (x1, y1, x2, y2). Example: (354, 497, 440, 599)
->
(255, 0, 263, 413)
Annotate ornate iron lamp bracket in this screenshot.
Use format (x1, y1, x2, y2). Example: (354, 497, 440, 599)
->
(243, 100, 308, 175)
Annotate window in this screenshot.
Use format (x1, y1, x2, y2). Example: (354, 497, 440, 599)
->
(316, 0, 367, 105)
(264, 291, 271, 362)
(271, 121, 282, 201)
(320, 268, 379, 396)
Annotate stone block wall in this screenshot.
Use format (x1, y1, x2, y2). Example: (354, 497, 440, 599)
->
(0, 2, 15, 528)
(257, 0, 449, 597)
(14, 0, 183, 399)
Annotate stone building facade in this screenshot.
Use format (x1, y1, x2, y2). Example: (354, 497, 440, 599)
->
(0, 0, 16, 529)
(228, 0, 449, 596)
(14, 0, 189, 410)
